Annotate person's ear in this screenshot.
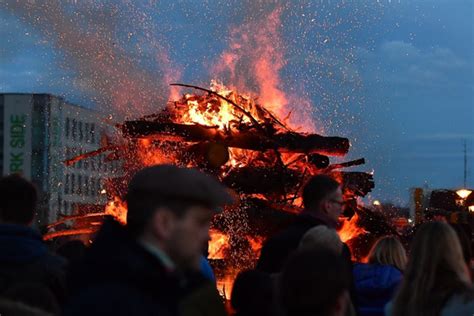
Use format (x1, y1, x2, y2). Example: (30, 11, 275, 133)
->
(150, 208, 176, 240)
(320, 200, 330, 214)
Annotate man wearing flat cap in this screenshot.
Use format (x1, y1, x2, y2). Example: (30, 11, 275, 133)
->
(65, 165, 234, 316)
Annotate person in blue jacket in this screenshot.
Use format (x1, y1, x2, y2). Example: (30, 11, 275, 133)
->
(353, 236, 407, 316)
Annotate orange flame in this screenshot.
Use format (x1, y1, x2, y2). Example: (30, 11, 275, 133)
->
(136, 138, 178, 167)
(105, 197, 128, 225)
(216, 269, 240, 299)
(338, 214, 367, 243)
(208, 229, 231, 260)
(212, 6, 315, 132)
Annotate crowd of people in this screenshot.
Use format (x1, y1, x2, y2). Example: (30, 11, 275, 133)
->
(0, 165, 473, 315)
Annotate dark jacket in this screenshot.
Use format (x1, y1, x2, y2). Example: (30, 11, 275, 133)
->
(64, 218, 226, 316)
(0, 224, 66, 303)
(257, 213, 348, 273)
(353, 263, 402, 316)
(256, 213, 357, 311)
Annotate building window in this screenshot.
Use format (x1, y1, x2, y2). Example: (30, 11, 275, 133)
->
(72, 119, 77, 141)
(85, 123, 90, 143)
(79, 121, 83, 142)
(91, 124, 96, 144)
(65, 118, 70, 139)
(71, 174, 75, 194)
(65, 174, 70, 194)
(85, 176, 90, 196)
(78, 175, 82, 195)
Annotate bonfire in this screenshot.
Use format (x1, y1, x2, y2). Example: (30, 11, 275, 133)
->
(46, 81, 376, 297)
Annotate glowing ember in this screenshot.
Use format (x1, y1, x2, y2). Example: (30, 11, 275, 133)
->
(247, 235, 264, 257)
(338, 214, 367, 243)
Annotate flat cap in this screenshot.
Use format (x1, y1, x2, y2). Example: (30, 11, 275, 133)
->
(127, 164, 236, 211)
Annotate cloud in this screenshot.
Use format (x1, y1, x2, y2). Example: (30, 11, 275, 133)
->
(411, 133, 474, 141)
(357, 40, 471, 88)
(400, 152, 473, 159)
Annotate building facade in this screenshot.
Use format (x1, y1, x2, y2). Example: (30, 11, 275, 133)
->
(0, 93, 120, 226)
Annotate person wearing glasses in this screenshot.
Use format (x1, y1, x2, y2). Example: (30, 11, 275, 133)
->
(256, 174, 348, 274)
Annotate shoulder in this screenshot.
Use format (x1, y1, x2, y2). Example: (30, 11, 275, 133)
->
(384, 300, 394, 316)
(65, 283, 163, 316)
(41, 251, 67, 268)
(442, 291, 474, 316)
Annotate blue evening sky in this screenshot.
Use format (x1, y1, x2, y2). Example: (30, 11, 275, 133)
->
(1, 0, 472, 204)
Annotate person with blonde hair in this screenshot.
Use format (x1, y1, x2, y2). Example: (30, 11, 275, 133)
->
(386, 222, 474, 316)
(367, 235, 407, 271)
(353, 236, 407, 316)
(299, 225, 343, 254)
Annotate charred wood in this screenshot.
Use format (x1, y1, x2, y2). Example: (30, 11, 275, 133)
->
(121, 121, 350, 156)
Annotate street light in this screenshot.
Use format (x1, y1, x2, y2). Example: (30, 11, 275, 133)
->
(456, 189, 472, 199)
(373, 200, 381, 206)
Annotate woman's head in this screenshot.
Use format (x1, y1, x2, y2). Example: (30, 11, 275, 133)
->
(392, 222, 471, 316)
(407, 222, 470, 285)
(367, 236, 407, 271)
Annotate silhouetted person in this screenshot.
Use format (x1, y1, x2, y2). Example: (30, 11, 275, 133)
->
(65, 165, 235, 316)
(299, 225, 344, 254)
(0, 298, 51, 316)
(3, 282, 60, 315)
(386, 222, 474, 315)
(231, 270, 276, 316)
(257, 175, 357, 308)
(353, 236, 406, 316)
(450, 223, 473, 277)
(279, 249, 350, 316)
(0, 175, 66, 305)
(257, 174, 349, 273)
(56, 240, 86, 267)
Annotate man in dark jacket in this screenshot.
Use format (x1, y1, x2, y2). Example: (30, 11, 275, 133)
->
(0, 175, 66, 304)
(64, 165, 235, 316)
(257, 174, 347, 273)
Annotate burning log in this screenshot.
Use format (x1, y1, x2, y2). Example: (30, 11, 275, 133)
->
(185, 142, 230, 169)
(326, 158, 366, 171)
(336, 172, 375, 197)
(121, 121, 350, 156)
(307, 153, 330, 169)
(223, 166, 300, 195)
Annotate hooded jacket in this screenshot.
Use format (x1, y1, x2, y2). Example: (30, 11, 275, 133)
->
(353, 263, 402, 316)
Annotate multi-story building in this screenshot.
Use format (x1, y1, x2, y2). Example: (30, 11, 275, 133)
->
(0, 93, 121, 226)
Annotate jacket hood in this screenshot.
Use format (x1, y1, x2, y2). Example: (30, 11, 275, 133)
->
(354, 263, 402, 292)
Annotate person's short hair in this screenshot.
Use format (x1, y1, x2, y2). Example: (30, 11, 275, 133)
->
(299, 226, 343, 254)
(367, 235, 407, 271)
(279, 249, 350, 316)
(302, 175, 340, 210)
(231, 269, 275, 316)
(0, 175, 38, 225)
